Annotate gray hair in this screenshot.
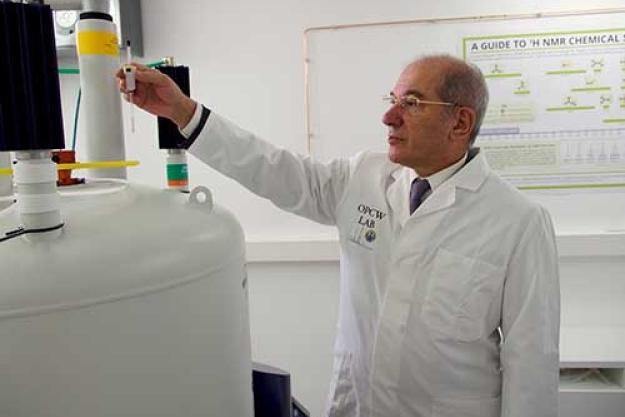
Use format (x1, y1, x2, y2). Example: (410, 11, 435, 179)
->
(415, 54, 489, 146)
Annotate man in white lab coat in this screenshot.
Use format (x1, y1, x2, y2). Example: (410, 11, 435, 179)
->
(118, 54, 560, 417)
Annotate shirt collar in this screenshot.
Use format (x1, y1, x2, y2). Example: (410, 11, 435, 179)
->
(408, 152, 468, 191)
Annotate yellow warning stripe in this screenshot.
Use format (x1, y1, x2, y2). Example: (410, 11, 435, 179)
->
(77, 31, 119, 56)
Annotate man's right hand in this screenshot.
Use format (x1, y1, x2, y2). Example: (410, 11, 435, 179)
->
(116, 63, 197, 130)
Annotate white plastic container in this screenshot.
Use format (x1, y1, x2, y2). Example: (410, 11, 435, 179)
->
(76, 13, 126, 179)
(0, 180, 254, 417)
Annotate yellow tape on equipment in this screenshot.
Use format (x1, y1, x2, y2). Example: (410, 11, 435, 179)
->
(77, 31, 119, 56)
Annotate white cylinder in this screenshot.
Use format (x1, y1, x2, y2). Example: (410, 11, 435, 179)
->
(14, 151, 62, 240)
(0, 152, 12, 211)
(76, 14, 126, 179)
(0, 181, 254, 417)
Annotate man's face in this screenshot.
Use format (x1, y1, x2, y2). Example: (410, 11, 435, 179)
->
(382, 62, 456, 174)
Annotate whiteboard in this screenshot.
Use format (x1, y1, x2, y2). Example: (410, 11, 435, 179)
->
(305, 10, 625, 191)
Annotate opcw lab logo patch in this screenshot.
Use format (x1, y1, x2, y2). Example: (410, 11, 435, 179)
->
(349, 204, 386, 250)
(356, 204, 386, 228)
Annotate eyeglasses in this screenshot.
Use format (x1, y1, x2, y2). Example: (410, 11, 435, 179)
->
(383, 94, 456, 114)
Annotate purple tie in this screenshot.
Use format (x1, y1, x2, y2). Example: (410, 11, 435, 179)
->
(409, 178, 430, 214)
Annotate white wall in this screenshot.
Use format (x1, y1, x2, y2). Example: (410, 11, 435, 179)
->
(247, 262, 339, 416)
(57, 1, 625, 415)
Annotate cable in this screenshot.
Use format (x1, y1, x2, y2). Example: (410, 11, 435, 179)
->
(57, 59, 168, 76)
(58, 68, 80, 74)
(71, 88, 81, 150)
(147, 60, 168, 68)
(0, 223, 64, 243)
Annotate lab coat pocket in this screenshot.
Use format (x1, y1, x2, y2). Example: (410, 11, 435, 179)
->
(422, 248, 503, 342)
(432, 396, 501, 417)
(324, 351, 358, 417)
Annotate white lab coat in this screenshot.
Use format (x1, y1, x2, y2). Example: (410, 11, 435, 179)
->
(188, 112, 560, 417)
